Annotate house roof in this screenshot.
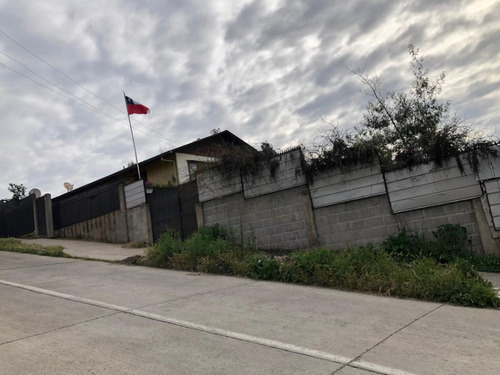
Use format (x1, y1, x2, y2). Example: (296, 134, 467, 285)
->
(54, 130, 253, 199)
(136, 130, 252, 166)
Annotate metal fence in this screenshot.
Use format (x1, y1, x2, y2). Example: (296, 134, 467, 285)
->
(52, 181, 122, 230)
(0, 195, 35, 237)
(148, 180, 199, 241)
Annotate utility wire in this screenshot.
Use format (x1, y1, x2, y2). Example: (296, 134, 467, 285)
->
(0, 29, 178, 148)
(0, 49, 121, 121)
(0, 60, 169, 144)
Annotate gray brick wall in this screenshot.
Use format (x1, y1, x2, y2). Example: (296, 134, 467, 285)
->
(202, 185, 311, 250)
(198, 148, 488, 254)
(56, 210, 128, 243)
(127, 204, 153, 243)
(315, 194, 482, 253)
(315, 195, 398, 249)
(397, 199, 482, 254)
(243, 148, 306, 198)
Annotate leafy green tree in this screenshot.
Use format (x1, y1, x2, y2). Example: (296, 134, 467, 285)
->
(8, 183, 26, 200)
(355, 45, 496, 170)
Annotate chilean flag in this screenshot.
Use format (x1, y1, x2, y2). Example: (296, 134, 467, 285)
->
(125, 95, 150, 115)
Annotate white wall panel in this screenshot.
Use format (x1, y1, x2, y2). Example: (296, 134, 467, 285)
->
(485, 179, 500, 230)
(243, 148, 306, 199)
(124, 180, 146, 209)
(475, 146, 500, 180)
(386, 157, 481, 213)
(309, 164, 385, 208)
(197, 169, 242, 202)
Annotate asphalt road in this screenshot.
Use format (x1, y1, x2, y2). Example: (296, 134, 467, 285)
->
(1, 251, 499, 375)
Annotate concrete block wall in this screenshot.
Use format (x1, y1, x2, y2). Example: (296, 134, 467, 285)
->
(56, 210, 128, 243)
(196, 148, 499, 254)
(198, 168, 242, 202)
(309, 163, 385, 208)
(396, 199, 483, 254)
(315, 195, 398, 249)
(243, 148, 305, 199)
(202, 185, 311, 250)
(385, 156, 481, 213)
(126, 204, 153, 243)
(315, 194, 482, 253)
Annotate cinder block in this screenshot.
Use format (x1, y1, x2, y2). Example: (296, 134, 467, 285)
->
(317, 212, 337, 225)
(281, 231, 298, 242)
(454, 212, 477, 226)
(261, 227, 274, 237)
(288, 221, 305, 231)
(269, 233, 283, 245)
(445, 201, 473, 215)
(337, 211, 356, 223)
(349, 219, 366, 231)
(423, 205, 447, 218)
(398, 209, 425, 222)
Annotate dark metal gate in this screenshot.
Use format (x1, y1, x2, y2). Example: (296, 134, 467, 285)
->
(35, 197, 47, 236)
(52, 181, 121, 230)
(148, 186, 181, 241)
(0, 195, 35, 237)
(178, 181, 199, 239)
(148, 180, 199, 241)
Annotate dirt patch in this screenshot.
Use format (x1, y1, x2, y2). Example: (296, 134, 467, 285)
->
(117, 255, 146, 265)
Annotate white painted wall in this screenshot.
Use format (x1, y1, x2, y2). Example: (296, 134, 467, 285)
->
(484, 179, 500, 230)
(309, 163, 385, 208)
(197, 169, 242, 203)
(124, 180, 146, 209)
(385, 157, 481, 213)
(243, 148, 306, 199)
(475, 146, 500, 180)
(175, 153, 218, 184)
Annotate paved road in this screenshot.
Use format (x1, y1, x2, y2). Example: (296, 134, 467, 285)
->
(1, 251, 499, 375)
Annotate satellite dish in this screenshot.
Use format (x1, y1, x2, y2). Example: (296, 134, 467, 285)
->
(29, 188, 41, 198)
(63, 182, 74, 192)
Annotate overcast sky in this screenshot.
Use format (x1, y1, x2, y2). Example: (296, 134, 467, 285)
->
(0, 0, 499, 199)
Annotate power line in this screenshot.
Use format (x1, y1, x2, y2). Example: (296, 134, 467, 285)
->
(0, 60, 171, 145)
(0, 30, 124, 116)
(0, 49, 123, 120)
(0, 29, 178, 148)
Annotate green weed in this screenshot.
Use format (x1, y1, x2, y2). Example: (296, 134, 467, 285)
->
(0, 238, 69, 257)
(467, 254, 500, 272)
(144, 229, 182, 268)
(383, 224, 473, 263)
(142, 225, 500, 308)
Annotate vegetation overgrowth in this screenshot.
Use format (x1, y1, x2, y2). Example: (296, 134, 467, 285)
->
(143, 224, 500, 308)
(0, 238, 68, 257)
(199, 46, 497, 186)
(305, 46, 497, 177)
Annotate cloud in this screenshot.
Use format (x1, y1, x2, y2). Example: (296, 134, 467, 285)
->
(0, 0, 498, 199)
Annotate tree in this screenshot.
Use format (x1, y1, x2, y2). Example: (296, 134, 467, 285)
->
(8, 183, 27, 200)
(355, 45, 496, 170)
(306, 46, 496, 175)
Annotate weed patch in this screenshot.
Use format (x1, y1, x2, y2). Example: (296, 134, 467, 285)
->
(383, 224, 473, 263)
(0, 238, 69, 257)
(467, 255, 500, 272)
(142, 225, 500, 308)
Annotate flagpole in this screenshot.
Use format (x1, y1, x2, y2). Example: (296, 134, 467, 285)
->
(123, 92, 141, 180)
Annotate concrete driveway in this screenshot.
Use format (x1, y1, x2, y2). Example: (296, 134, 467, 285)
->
(1, 249, 499, 375)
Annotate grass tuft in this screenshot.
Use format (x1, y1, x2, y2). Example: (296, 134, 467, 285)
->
(142, 226, 500, 308)
(0, 238, 69, 257)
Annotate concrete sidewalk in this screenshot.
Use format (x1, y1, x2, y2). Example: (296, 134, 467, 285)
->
(1, 251, 499, 375)
(480, 271, 500, 293)
(19, 238, 145, 261)
(16, 238, 500, 290)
